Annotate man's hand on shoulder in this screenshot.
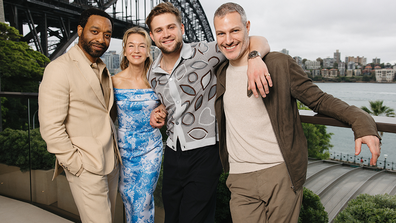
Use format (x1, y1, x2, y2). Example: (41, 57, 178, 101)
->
(247, 56, 272, 98)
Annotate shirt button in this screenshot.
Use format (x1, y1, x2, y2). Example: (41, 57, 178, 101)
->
(176, 122, 179, 125)
(176, 100, 180, 104)
(169, 78, 173, 81)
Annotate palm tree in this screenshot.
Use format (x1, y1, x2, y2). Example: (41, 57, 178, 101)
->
(361, 100, 395, 136)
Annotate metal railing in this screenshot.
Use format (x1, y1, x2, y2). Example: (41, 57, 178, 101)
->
(1, 92, 396, 222)
(329, 152, 395, 170)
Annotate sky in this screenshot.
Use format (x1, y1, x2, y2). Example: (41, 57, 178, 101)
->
(106, 0, 396, 64)
(198, 0, 396, 64)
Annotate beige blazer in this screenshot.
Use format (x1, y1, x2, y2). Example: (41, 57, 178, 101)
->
(39, 45, 120, 180)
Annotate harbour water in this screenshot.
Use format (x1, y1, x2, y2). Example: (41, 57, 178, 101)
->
(314, 82, 396, 165)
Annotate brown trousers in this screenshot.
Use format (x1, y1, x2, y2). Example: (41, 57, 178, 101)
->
(226, 162, 303, 223)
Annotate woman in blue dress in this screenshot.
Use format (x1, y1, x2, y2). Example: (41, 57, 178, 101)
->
(112, 27, 166, 223)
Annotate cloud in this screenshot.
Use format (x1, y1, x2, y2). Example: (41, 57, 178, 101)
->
(201, 0, 396, 64)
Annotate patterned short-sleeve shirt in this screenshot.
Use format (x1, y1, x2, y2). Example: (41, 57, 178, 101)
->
(148, 41, 225, 151)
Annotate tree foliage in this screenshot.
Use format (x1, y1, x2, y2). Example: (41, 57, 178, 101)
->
(361, 100, 395, 136)
(0, 22, 49, 130)
(298, 101, 332, 159)
(0, 128, 55, 171)
(334, 194, 396, 223)
(361, 100, 395, 117)
(299, 187, 328, 223)
(0, 22, 50, 92)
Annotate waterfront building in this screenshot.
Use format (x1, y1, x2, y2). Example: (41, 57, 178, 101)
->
(375, 68, 395, 82)
(310, 69, 321, 77)
(347, 61, 355, 70)
(338, 62, 345, 76)
(329, 69, 338, 78)
(346, 69, 353, 77)
(321, 69, 329, 78)
(305, 60, 321, 70)
(354, 69, 362, 76)
(323, 57, 336, 69)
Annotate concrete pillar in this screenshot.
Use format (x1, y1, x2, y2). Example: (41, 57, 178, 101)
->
(0, 0, 5, 23)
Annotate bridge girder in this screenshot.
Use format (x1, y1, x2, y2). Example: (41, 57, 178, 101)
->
(2, 0, 214, 60)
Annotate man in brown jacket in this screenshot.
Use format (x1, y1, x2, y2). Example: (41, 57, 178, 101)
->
(213, 3, 381, 223)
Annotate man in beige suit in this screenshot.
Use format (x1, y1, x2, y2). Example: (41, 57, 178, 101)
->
(39, 8, 121, 223)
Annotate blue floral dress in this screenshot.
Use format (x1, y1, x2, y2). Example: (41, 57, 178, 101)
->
(114, 88, 163, 223)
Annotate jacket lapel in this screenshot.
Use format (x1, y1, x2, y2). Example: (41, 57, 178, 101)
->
(216, 61, 229, 99)
(69, 46, 107, 108)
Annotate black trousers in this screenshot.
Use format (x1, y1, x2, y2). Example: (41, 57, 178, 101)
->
(162, 141, 223, 223)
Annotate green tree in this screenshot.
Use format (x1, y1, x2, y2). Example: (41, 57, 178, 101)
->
(298, 101, 332, 159)
(361, 100, 395, 136)
(316, 57, 323, 67)
(0, 22, 50, 130)
(0, 128, 55, 171)
(299, 187, 328, 223)
(0, 22, 49, 92)
(334, 194, 396, 223)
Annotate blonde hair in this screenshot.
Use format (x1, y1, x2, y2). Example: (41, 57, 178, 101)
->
(120, 27, 152, 87)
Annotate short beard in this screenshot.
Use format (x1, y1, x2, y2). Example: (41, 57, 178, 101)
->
(80, 32, 108, 58)
(158, 39, 182, 55)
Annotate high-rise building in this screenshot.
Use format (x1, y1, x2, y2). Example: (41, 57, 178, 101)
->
(345, 56, 367, 66)
(101, 51, 120, 75)
(280, 49, 289, 55)
(373, 57, 381, 64)
(334, 50, 341, 64)
(293, 56, 303, 67)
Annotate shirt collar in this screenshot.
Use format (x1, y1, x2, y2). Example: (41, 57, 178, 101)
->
(152, 41, 192, 73)
(75, 44, 106, 71)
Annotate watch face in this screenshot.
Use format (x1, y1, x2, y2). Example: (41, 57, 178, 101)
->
(248, 51, 260, 59)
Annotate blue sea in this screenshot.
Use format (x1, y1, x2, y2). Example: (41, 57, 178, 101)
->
(314, 82, 396, 165)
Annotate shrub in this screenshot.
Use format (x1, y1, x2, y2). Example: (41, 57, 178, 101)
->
(299, 187, 328, 223)
(0, 128, 55, 171)
(334, 194, 396, 223)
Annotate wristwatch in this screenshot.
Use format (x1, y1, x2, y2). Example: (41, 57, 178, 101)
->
(248, 50, 261, 60)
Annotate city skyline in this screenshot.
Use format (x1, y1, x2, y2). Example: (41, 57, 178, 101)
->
(106, 0, 395, 64)
(198, 0, 396, 64)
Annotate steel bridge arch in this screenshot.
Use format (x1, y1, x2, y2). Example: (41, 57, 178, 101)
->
(2, 0, 214, 60)
(167, 0, 214, 42)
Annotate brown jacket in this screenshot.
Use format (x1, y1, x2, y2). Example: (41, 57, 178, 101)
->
(214, 52, 379, 192)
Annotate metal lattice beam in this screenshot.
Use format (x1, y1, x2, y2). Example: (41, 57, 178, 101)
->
(2, 0, 214, 59)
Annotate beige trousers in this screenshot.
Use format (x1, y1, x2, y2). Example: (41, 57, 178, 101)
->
(65, 164, 120, 223)
(226, 162, 303, 223)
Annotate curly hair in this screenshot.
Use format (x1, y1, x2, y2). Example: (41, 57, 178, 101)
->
(79, 8, 113, 29)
